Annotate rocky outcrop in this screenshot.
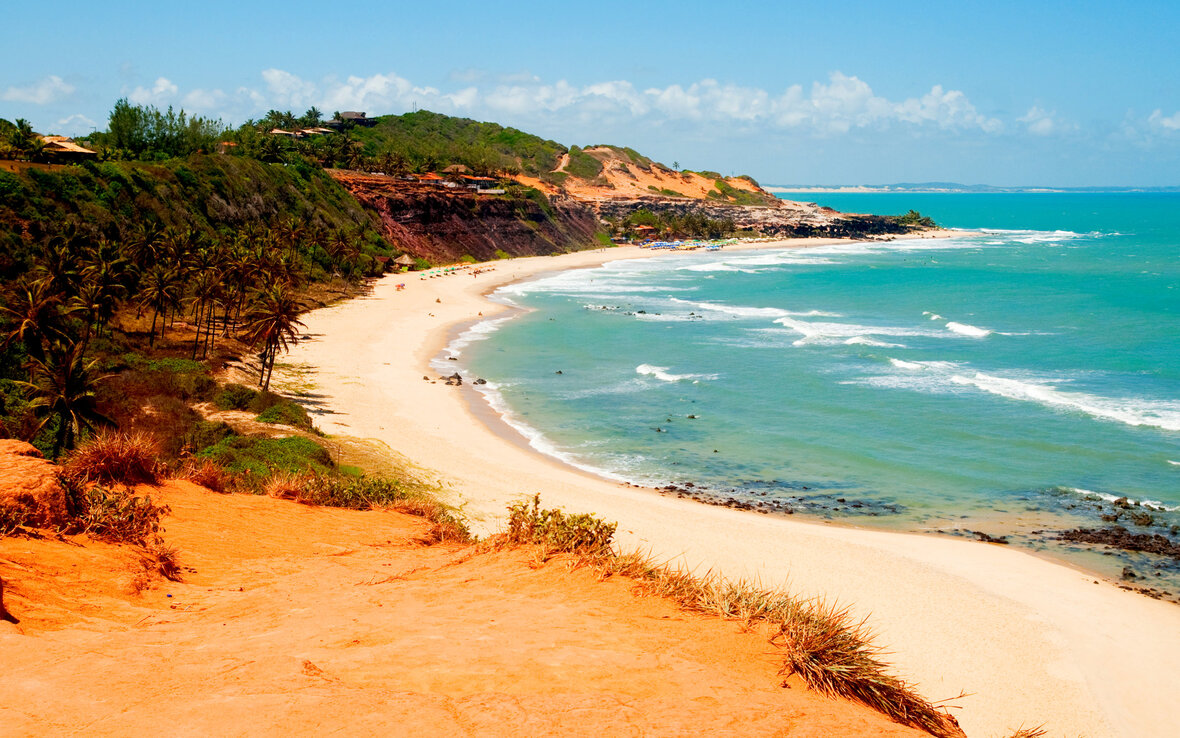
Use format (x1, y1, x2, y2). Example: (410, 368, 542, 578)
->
(0, 440, 70, 528)
(593, 197, 918, 239)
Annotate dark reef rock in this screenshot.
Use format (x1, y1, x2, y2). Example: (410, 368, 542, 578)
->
(1059, 527, 1180, 558)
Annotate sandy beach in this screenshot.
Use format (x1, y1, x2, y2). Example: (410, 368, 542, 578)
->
(279, 237, 1180, 738)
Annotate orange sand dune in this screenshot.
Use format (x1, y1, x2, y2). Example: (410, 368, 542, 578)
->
(0, 481, 921, 736)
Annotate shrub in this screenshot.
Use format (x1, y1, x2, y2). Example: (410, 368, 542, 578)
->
(63, 431, 162, 486)
(505, 494, 616, 556)
(61, 478, 169, 544)
(197, 435, 334, 479)
(214, 383, 258, 410)
(256, 401, 313, 429)
(184, 420, 234, 453)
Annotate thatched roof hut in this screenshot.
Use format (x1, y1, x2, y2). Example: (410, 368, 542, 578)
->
(394, 254, 416, 270)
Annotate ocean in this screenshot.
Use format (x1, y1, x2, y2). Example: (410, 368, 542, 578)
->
(452, 192, 1180, 594)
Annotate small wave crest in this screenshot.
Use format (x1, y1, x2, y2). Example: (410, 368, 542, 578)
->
(945, 321, 993, 338)
(884, 359, 1180, 432)
(636, 363, 717, 382)
(1060, 487, 1180, 512)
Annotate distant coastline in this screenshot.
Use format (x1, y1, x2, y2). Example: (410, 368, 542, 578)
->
(767, 183, 1180, 194)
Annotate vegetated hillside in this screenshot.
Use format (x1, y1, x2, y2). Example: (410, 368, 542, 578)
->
(329, 172, 601, 263)
(345, 110, 779, 206)
(0, 155, 389, 271)
(349, 110, 566, 177)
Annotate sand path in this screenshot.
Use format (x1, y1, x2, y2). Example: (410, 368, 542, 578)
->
(276, 240, 1180, 737)
(0, 481, 921, 737)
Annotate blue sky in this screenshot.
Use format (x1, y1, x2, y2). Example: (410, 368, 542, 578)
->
(3, 1, 1178, 185)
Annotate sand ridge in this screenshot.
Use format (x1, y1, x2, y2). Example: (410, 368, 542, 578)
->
(275, 238, 1180, 738)
(0, 481, 923, 736)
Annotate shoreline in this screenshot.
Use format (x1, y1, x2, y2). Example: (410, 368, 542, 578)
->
(279, 235, 1180, 738)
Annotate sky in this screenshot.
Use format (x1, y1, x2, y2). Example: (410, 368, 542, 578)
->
(2, 0, 1178, 186)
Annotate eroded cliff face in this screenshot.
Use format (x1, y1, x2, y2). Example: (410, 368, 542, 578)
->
(331, 172, 600, 262)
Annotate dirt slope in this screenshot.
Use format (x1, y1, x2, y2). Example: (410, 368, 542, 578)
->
(1, 480, 922, 736)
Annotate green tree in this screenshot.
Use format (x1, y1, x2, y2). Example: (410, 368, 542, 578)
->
(20, 343, 113, 457)
(240, 284, 307, 390)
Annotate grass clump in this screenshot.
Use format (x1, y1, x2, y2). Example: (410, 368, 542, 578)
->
(62, 431, 162, 486)
(771, 602, 964, 737)
(262, 472, 470, 543)
(179, 457, 235, 493)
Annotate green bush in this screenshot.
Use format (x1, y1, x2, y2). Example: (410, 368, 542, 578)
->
(197, 435, 334, 478)
(184, 420, 234, 452)
(214, 383, 258, 410)
(506, 494, 616, 556)
(256, 401, 313, 429)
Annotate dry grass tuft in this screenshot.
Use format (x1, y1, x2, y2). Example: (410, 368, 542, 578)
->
(262, 471, 311, 500)
(259, 471, 472, 543)
(142, 539, 183, 581)
(1005, 726, 1047, 738)
(180, 458, 235, 493)
(771, 601, 964, 737)
(63, 431, 163, 486)
(491, 495, 965, 737)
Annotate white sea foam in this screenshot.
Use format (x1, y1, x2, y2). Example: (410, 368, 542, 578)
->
(636, 364, 717, 382)
(772, 316, 941, 346)
(922, 311, 944, 321)
(845, 336, 905, 347)
(1169, 460, 1180, 467)
(668, 298, 843, 320)
(472, 381, 636, 483)
(881, 359, 1180, 432)
(1062, 487, 1180, 512)
(945, 321, 994, 338)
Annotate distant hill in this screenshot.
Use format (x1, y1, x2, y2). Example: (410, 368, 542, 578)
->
(350, 111, 779, 206)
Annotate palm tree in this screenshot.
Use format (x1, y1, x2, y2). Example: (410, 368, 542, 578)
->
(20, 343, 113, 457)
(137, 264, 181, 346)
(0, 280, 70, 376)
(240, 284, 306, 391)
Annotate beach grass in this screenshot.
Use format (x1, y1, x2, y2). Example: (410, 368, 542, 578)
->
(62, 431, 163, 487)
(488, 495, 965, 738)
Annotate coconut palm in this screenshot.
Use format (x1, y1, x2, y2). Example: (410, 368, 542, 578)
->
(137, 263, 182, 347)
(0, 280, 71, 375)
(20, 342, 113, 457)
(240, 283, 306, 390)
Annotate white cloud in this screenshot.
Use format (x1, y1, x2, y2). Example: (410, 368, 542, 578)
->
(54, 113, 97, 135)
(182, 88, 226, 111)
(1, 75, 75, 105)
(1148, 109, 1180, 131)
(260, 68, 318, 109)
(1019, 106, 1067, 136)
(129, 77, 179, 105)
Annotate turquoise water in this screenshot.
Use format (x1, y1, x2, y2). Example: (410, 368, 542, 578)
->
(455, 193, 1180, 590)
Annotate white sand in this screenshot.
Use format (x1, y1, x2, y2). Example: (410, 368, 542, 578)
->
(280, 239, 1180, 738)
